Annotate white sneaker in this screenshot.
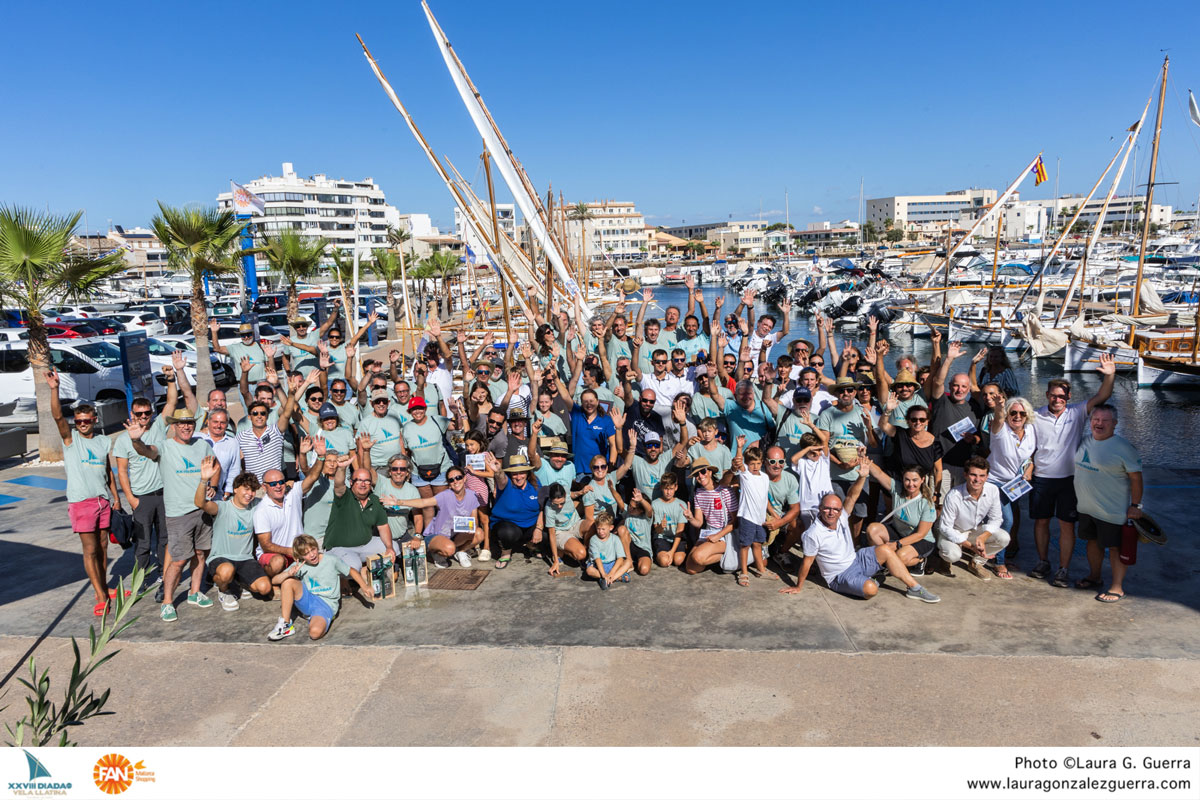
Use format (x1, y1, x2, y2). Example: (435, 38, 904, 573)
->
(454, 551, 472, 568)
(477, 549, 492, 562)
(433, 555, 450, 569)
(267, 619, 295, 641)
(217, 591, 239, 611)
(240, 588, 252, 599)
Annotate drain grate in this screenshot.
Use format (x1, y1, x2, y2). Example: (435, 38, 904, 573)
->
(427, 569, 490, 590)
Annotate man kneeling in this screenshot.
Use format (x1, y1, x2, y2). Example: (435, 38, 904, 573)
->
(936, 456, 1010, 580)
(780, 470, 939, 603)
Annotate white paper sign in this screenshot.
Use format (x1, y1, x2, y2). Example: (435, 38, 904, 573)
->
(1001, 476, 1032, 502)
(947, 417, 977, 442)
(453, 516, 476, 534)
(465, 453, 486, 470)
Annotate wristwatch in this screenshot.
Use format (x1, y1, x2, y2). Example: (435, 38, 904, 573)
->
(1130, 502, 1141, 509)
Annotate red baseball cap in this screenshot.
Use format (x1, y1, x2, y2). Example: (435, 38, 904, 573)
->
(407, 397, 427, 410)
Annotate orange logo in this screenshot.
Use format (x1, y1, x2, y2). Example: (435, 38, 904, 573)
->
(93, 753, 134, 795)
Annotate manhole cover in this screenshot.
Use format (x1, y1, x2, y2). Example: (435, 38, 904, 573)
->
(427, 569, 490, 590)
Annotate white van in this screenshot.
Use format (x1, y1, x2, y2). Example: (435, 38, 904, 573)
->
(0, 339, 158, 422)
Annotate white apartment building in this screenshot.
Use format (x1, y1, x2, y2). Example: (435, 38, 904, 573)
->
(107, 225, 170, 277)
(966, 203, 1048, 241)
(216, 162, 402, 254)
(710, 225, 767, 256)
(867, 188, 996, 229)
(564, 201, 650, 262)
(662, 220, 766, 241)
(1025, 195, 1172, 228)
(454, 203, 515, 256)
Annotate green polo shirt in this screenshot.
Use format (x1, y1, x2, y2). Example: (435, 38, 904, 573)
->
(324, 490, 388, 549)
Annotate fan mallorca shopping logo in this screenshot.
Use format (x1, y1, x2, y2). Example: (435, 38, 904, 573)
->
(93, 753, 154, 795)
(8, 750, 71, 796)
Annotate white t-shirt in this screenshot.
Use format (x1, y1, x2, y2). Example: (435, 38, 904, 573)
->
(987, 423, 1037, 484)
(812, 389, 837, 414)
(253, 481, 306, 553)
(640, 372, 689, 419)
(737, 469, 770, 524)
(794, 452, 834, 511)
(801, 512, 855, 581)
(1032, 401, 1088, 479)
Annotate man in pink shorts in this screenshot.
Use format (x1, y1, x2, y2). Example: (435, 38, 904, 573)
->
(49, 371, 121, 616)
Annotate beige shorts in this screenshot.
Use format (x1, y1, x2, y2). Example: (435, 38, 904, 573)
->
(554, 519, 583, 550)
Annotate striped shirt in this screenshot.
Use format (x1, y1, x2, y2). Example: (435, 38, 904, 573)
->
(236, 426, 285, 481)
(693, 487, 737, 539)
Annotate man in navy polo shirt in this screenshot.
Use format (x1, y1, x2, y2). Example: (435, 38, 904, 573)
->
(555, 372, 616, 480)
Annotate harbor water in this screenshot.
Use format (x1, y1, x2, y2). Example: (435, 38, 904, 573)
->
(643, 284, 1199, 468)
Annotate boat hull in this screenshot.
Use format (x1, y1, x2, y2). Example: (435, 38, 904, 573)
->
(1063, 339, 1138, 373)
(948, 318, 1019, 349)
(1137, 356, 1200, 388)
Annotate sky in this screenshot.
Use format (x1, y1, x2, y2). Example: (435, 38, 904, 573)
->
(3, 0, 1199, 235)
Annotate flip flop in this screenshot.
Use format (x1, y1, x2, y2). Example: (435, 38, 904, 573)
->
(994, 566, 1013, 580)
(1096, 591, 1125, 603)
(736, 573, 750, 587)
(494, 556, 511, 570)
(92, 601, 108, 617)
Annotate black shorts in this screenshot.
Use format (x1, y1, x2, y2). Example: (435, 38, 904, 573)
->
(1077, 513, 1123, 548)
(1029, 476, 1078, 522)
(652, 536, 687, 556)
(630, 543, 652, 563)
(206, 557, 267, 590)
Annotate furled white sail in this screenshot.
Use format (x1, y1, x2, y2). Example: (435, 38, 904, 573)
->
(421, 1, 591, 314)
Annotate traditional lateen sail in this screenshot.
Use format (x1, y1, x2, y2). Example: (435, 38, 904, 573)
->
(421, 1, 592, 315)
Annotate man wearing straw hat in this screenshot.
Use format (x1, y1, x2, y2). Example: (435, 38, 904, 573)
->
(529, 433, 576, 494)
(816, 376, 873, 537)
(210, 320, 266, 385)
(281, 309, 339, 376)
(128, 408, 216, 623)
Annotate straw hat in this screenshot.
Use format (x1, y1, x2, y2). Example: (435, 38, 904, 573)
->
(503, 454, 535, 473)
(167, 409, 197, 425)
(541, 437, 571, 457)
(893, 369, 920, 388)
(1131, 513, 1166, 545)
(621, 277, 640, 294)
(831, 376, 861, 392)
(689, 456, 719, 479)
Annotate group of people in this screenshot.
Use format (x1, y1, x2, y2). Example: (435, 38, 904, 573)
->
(54, 278, 1146, 641)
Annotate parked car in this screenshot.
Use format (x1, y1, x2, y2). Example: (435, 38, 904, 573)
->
(0, 340, 136, 419)
(46, 320, 105, 339)
(0, 328, 29, 342)
(155, 334, 236, 385)
(128, 302, 188, 331)
(101, 334, 234, 388)
(108, 311, 168, 337)
(251, 293, 287, 314)
(75, 317, 124, 336)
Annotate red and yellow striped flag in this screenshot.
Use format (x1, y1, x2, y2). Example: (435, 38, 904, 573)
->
(1032, 155, 1048, 186)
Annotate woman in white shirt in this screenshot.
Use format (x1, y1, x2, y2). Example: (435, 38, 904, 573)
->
(987, 397, 1037, 579)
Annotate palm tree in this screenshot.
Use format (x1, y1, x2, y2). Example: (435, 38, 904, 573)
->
(422, 250, 462, 319)
(150, 203, 247, 401)
(408, 260, 437, 321)
(371, 248, 405, 340)
(250, 230, 329, 320)
(386, 224, 412, 254)
(566, 203, 595, 266)
(0, 207, 128, 460)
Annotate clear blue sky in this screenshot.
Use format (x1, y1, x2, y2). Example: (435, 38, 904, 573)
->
(3, 0, 1198, 234)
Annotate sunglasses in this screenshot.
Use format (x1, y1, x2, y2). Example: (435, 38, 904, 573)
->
(909, 417, 928, 423)
(250, 410, 268, 417)
(640, 398, 655, 403)
(372, 399, 388, 405)
(652, 359, 667, 365)
(766, 458, 786, 465)
(645, 442, 662, 449)
(263, 479, 285, 487)
(477, 369, 491, 375)
(810, 360, 824, 366)
(837, 388, 856, 394)
(593, 464, 609, 471)
(132, 411, 152, 418)
(1009, 410, 1027, 417)
(447, 474, 465, 483)
(309, 396, 324, 402)
(390, 466, 410, 472)
(1047, 393, 1068, 400)
(75, 417, 97, 424)
(328, 337, 343, 343)
(672, 357, 686, 362)
(331, 389, 346, 394)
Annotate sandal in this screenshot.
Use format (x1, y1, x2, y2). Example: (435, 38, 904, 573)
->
(92, 601, 108, 617)
(1075, 577, 1103, 590)
(1096, 591, 1125, 603)
(993, 565, 1013, 580)
(736, 573, 750, 587)
(494, 556, 511, 570)
(620, 573, 631, 583)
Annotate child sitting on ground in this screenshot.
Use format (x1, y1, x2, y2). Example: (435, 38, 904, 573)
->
(624, 488, 654, 576)
(733, 436, 772, 586)
(268, 534, 373, 641)
(586, 512, 631, 589)
(650, 473, 689, 567)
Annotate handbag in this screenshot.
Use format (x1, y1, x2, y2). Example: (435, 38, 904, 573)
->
(109, 507, 135, 548)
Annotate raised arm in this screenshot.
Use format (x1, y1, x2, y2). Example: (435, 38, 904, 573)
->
(929, 341, 964, 401)
(45, 370, 72, 444)
(193, 456, 221, 515)
(207, 321, 229, 356)
(1086, 354, 1117, 412)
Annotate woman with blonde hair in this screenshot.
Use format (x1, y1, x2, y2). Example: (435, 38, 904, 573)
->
(986, 396, 1037, 579)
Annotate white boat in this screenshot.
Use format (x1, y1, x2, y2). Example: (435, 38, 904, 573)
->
(1137, 354, 1200, 387)
(1064, 337, 1138, 372)
(948, 317, 1020, 349)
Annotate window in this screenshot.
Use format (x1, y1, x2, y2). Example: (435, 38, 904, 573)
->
(0, 349, 29, 372)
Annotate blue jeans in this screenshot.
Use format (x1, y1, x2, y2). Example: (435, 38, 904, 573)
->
(995, 491, 1023, 566)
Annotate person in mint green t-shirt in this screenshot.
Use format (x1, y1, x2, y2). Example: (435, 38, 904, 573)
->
(47, 370, 120, 614)
(114, 397, 169, 575)
(194, 457, 272, 606)
(268, 533, 372, 641)
(128, 409, 216, 622)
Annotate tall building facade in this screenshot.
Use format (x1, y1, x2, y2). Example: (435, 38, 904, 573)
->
(454, 203, 515, 256)
(563, 201, 650, 262)
(216, 162, 402, 252)
(867, 189, 996, 229)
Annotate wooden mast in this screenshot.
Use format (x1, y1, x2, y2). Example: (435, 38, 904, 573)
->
(483, 149, 514, 346)
(1130, 54, 1168, 338)
(987, 210, 1002, 328)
